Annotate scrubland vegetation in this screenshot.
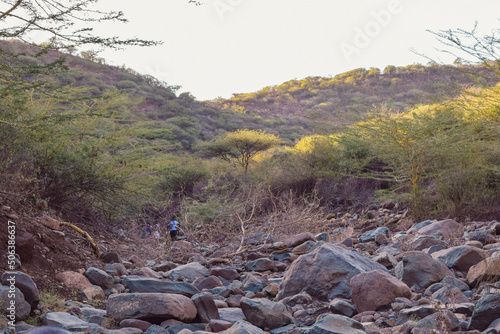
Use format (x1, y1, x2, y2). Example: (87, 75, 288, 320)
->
(1, 31, 499, 242)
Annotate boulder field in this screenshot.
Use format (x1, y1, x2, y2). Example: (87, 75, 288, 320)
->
(1, 217, 500, 334)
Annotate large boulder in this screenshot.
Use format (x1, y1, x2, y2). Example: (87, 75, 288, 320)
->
(41, 312, 88, 329)
(55, 271, 93, 291)
(165, 262, 209, 281)
(277, 243, 388, 301)
(0, 285, 30, 321)
(107, 293, 197, 322)
(467, 256, 500, 287)
(291, 314, 366, 334)
(431, 286, 469, 304)
(469, 294, 500, 331)
(84, 267, 114, 290)
(413, 311, 460, 332)
(394, 253, 453, 290)
(240, 298, 293, 330)
(192, 292, 220, 323)
(219, 308, 246, 324)
(431, 246, 486, 272)
(416, 219, 463, 240)
(2, 271, 39, 311)
(350, 269, 411, 312)
(122, 276, 200, 297)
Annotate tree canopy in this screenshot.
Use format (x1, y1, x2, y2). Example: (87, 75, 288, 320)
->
(198, 129, 282, 173)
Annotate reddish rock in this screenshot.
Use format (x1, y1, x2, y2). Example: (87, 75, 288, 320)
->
(102, 252, 122, 264)
(128, 255, 145, 268)
(395, 253, 453, 290)
(209, 319, 233, 332)
(15, 231, 35, 262)
(136, 267, 162, 278)
(284, 232, 317, 248)
(119, 319, 152, 331)
(245, 258, 275, 272)
(107, 293, 197, 322)
(56, 271, 93, 290)
(292, 241, 316, 255)
(194, 276, 223, 290)
(374, 233, 388, 246)
(240, 297, 293, 330)
(431, 246, 486, 272)
(38, 215, 60, 230)
(467, 256, 500, 287)
(417, 219, 463, 240)
(227, 294, 243, 307)
(208, 257, 230, 265)
(350, 269, 412, 312)
(410, 237, 448, 251)
(192, 292, 220, 323)
(210, 268, 240, 281)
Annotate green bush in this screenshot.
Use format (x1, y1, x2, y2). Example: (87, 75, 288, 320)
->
(157, 157, 210, 196)
(116, 80, 138, 89)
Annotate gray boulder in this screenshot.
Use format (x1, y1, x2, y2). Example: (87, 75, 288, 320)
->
(394, 253, 453, 290)
(219, 308, 246, 324)
(329, 299, 357, 317)
(359, 227, 389, 243)
(0, 285, 31, 321)
(431, 246, 486, 272)
(122, 276, 200, 297)
(41, 312, 88, 329)
(413, 310, 460, 332)
(432, 286, 469, 304)
(396, 306, 436, 325)
(240, 298, 293, 330)
(277, 243, 388, 301)
(85, 267, 115, 290)
(191, 292, 219, 323)
(245, 258, 275, 272)
(469, 294, 500, 331)
(416, 219, 463, 240)
(165, 262, 209, 281)
(2, 271, 39, 311)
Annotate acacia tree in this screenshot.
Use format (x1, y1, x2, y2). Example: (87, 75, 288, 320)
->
(199, 129, 282, 173)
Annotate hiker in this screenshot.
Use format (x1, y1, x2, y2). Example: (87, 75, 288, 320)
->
(169, 216, 180, 241)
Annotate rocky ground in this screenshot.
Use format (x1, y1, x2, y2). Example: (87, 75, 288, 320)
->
(1, 206, 500, 334)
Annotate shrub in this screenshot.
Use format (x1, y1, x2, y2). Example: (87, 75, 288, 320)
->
(157, 156, 210, 196)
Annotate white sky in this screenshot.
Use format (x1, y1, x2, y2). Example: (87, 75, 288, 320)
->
(92, 0, 500, 100)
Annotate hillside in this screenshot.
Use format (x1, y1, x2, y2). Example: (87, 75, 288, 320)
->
(2, 40, 497, 146)
(210, 64, 498, 131)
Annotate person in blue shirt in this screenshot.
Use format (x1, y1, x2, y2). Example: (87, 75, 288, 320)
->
(169, 216, 180, 241)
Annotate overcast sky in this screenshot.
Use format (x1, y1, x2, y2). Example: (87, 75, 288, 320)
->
(93, 1, 500, 100)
